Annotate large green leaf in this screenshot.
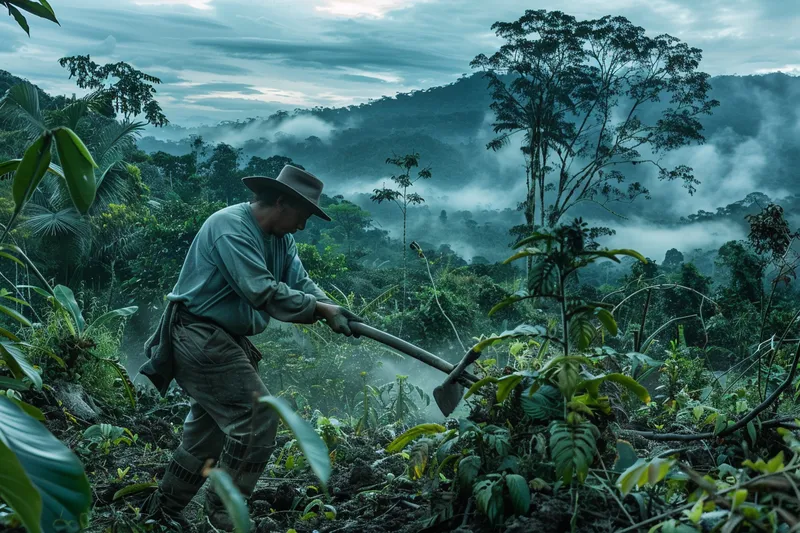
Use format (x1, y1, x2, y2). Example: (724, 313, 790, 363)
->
(52, 284, 85, 336)
(0, 302, 32, 327)
(6, 0, 59, 24)
(594, 308, 617, 336)
(0, 376, 30, 391)
(257, 396, 331, 488)
(550, 421, 599, 485)
(616, 457, 675, 496)
(473, 475, 504, 525)
(0, 438, 41, 533)
(12, 132, 52, 211)
(520, 384, 563, 421)
(569, 315, 595, 351)
(505, 474, 531, 515)
(1, 159, 65, 181)
(0, 397, 91, 533)
(386, 423, 446, 453)
(457, 455, 481, 488)
(207, 469, 251, 533)
(7, 397, 45, 420)
(7, 4, 30, 35)
(84, 306, 138, 337)
(496, 373, 526, 403)
(512, 232, 558, 249)
(528, 257, 560, 295)
(52, 127, 97, 215)
(0, 341, 41, 390)
(503, 246, 545, 264)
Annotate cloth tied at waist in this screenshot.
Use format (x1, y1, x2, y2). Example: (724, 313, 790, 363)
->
(138, 301, 263, 397)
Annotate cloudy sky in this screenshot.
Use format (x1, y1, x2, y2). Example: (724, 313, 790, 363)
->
(2, 0, 799, 126)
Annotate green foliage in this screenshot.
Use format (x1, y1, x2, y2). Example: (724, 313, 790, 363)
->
(378, 374, 431, 425)
(256, 396, 332, 489)
(386, 423, 447, 453)
(58, 55, 168, 127)
(472, 9, 717, 227)
(549, 420, 600, 485)
(616, 457, 676, 496)
(296, 242, 347, 283)
(0, 396, 91, 533)
(2, 0, 58, 36)
(206, 468, 251, 533)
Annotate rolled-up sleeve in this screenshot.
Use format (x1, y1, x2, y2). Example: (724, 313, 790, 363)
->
(283, 240, 334, 304)
(211, 234, 318, 323)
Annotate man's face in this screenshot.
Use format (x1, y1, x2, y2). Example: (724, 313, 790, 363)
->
(275, 200, 313, 237)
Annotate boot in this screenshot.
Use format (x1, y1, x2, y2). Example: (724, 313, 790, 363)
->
(204, 437, 271, 531)
(142, 448, 207, 532)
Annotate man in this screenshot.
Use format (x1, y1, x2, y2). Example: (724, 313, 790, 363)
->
(138, 165, 360, 531)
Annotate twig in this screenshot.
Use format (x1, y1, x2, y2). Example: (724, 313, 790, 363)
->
(632, 340, 800, 441)
(590, 472, 634, 526)
(415, 245, 466, 352)
(609, 283, 720, 315)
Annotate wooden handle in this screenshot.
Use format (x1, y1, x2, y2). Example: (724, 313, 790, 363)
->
(441, 349, 481, 387)
(349, 322, 479, 385)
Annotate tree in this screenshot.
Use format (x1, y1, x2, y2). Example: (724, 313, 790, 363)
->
(662, 248, 684, 274)
(716, 241, 765, 305)
(370, 153, 432, 317)
(151, 151, 196, 191)
(471, 10, 718, 234)
(439, 209, 447, 224)
(243, 154, 303, 176)
(328, 200, 371, 255)
(202, 142, 243, 204)
(58, 55, 168, 127)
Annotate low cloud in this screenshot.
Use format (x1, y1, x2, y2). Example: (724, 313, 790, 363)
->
(603, 217, 746, 261)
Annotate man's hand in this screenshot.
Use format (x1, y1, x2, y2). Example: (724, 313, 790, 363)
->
(315, 302, 364, 337)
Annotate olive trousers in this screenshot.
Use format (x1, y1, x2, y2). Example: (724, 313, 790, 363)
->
(153, 308, 277, 516)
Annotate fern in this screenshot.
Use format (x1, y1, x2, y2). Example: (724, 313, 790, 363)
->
(549, 421, 599, 484)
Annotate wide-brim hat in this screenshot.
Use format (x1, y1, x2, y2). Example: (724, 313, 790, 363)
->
(242, 165, 331, 222)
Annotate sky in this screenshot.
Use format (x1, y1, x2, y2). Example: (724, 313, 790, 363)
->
(2, 0, 800, 126)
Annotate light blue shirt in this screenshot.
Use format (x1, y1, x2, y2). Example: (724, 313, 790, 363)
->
(167, 202, 329, 336)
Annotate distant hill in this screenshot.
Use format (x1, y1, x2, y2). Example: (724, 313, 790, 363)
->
(5, 67, 800, 247)
(136, 72, 800, 207)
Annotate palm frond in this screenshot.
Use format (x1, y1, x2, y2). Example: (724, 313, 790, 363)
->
(90, 120, 145, 171)
(92, 228, 143, 260)
(0, 83, 47, 139)
(29, 174, 69, 211)
(49, 89, 108, 130)
(92, 166, 138, 212)
(21, 203, 90, 241)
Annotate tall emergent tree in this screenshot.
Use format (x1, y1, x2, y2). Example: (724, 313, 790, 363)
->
(371, 153, 431, 319)
(58, 55, 168, 127)
(471, 10, 718, 235)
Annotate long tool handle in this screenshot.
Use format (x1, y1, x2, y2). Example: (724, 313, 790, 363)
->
(440, 349, 481, 388)
(350, 322, 479, 385)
